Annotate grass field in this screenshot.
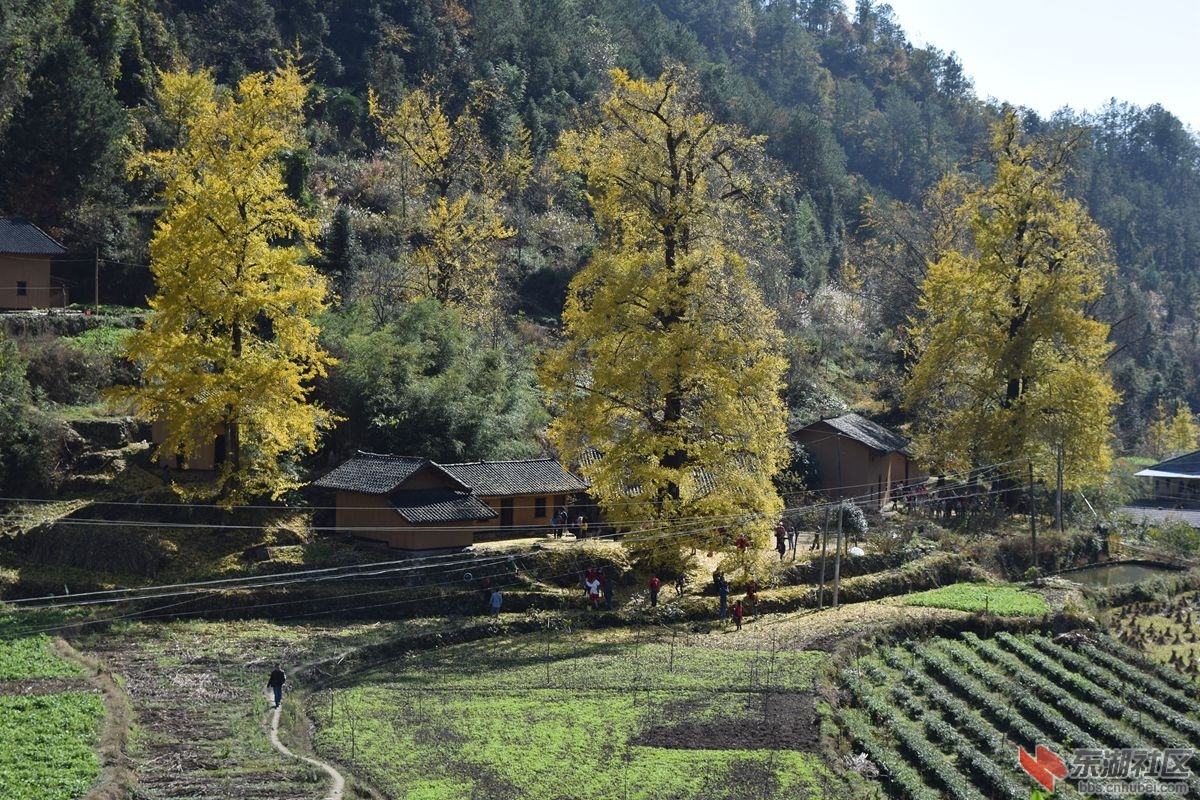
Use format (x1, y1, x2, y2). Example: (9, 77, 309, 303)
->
(902, 582, 1049, 615)
(311, 630, 838, 800)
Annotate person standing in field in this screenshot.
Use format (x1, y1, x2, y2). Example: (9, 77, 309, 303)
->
(267, 664, 286, 709)
(746, 582, 758, 621)
(602, 571, 614, 611)
(649, 574, 661, 607)
(489, 588, 503, 617)
(732, 600, 744, 631)
(717, 574, 729, 623)
(586, 574, 601, 609)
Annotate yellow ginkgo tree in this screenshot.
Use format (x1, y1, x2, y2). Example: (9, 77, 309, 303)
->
(905, 111, 1118, 494)
(543, 67, 790, 558)
(120, 62, 335, 501)
(369, 85, 512, 327)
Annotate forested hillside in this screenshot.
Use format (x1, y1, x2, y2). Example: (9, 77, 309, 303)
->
(2, 0, 1198, 474)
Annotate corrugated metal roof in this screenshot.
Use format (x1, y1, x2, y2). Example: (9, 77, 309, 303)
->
(391, 489, 497, 523)
(0, 218, 65, 255)
(800, 412, 911, 455)
(1136, 449, 1200, 479)
(439, 458, 589, 496)
(313, 452, 435, 494)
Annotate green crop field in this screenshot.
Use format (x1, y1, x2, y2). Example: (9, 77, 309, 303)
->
(0, 634, 102, 800)
(311, 632, 836, 800)
(839, 632, 1200, 799)
(902, 582, 1048, 616)
(0, 691, 103, 800)
(0, 634, 83, 680)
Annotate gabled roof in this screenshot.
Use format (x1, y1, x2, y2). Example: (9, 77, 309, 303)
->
(314, 452, 461, 494)
(439, 458, 589, 496)
(795, 412, 912, 455)
(0, 218, 66, 255)
(1136, 449, 1200, 479)
(391, 489, 497, 524)
(314, 452, 587, 497)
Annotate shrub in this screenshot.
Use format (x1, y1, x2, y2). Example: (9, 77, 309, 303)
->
(1147, 520, 1200, 556)
(21, 336, 110, 404)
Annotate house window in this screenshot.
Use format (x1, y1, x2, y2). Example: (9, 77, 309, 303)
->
(15, 281, 26, 297)
(534, 497, 546, 518)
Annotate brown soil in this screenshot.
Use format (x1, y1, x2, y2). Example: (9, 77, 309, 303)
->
(0, 676, 92, 695)
(634, 690, 821, 751)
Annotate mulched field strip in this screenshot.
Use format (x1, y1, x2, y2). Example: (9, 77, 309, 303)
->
(0, 677, 94, 695)
(81, 638, 321, 800)
(634, 691, 821, 751)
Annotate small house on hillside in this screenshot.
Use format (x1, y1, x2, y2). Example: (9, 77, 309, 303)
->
(791, 412, 924, 507)
(0, 218, 66, 309)
(1135, 450, 1200, 504)
(314, 452, 588, 550)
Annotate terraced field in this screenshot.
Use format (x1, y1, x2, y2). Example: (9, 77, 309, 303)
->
(840, 632, 1200, 799)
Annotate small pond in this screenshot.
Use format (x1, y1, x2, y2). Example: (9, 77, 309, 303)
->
(1057, 560, 1185, 588)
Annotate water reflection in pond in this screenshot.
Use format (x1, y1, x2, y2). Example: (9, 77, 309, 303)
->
(1060, 561, 1183, 587)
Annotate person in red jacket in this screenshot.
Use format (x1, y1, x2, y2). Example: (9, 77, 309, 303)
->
(732, 600, 744, 631)
(649, 574, 661, 607)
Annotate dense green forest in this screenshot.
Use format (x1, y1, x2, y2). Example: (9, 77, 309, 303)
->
(2, 0, 1198, 482)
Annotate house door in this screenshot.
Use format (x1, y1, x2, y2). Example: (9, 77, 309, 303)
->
(500, 499, 514, 528)
(213, 434, 226, 466)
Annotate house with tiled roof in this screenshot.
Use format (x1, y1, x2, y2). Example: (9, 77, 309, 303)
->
(314, 452, 588, 550)
(1135, 450, 1200, 504)
(791, 412, 925, 507)
(0, 217, 67, 309)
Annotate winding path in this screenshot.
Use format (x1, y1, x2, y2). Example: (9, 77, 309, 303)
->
(267, 692, 345, 800)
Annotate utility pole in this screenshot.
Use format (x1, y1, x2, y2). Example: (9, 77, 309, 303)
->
(1029, 461, 1037, 570)
(832, 503, 844, 609)
(1055, 441, 1064, 534)
(93, 247, 99, 313)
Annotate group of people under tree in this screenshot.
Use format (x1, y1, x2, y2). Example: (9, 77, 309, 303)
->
(713, 571, 758, 631)
(551, 507, 591, 539)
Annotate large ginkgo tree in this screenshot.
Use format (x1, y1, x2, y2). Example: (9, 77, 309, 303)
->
(121, 62, 334, 501)
(905, 112, 1117, 494)
(542, 67, 790, 557)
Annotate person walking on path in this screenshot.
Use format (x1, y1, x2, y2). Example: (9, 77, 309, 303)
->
(746, 581, 759, 621)
(489, 588, 503, 617)
(810, 529, 821, 551)
(717, 574, 729, 623)
(732, 600, 744, 631)
(787, 525, 797, 557)
(649, 575, 661, 607)
(267, 664, 286, 709)
(674, 574, 685, 596)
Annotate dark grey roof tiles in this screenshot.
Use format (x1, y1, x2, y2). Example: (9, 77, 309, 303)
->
(314, 452, 433, 494)
(804, 412, 911, 455)
(315, 452, 587, 497)
(391, 489, 497, 523)
(0, 218, 66, 255)
(437, 458, 589, 496)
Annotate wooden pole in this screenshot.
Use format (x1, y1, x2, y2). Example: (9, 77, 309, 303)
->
(94, 247, 99, 312)
(1029, 461, 1038, 570)
(832, 503, 844, 609)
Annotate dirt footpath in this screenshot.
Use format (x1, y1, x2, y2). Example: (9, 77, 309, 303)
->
(82, 632, 327, 800)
